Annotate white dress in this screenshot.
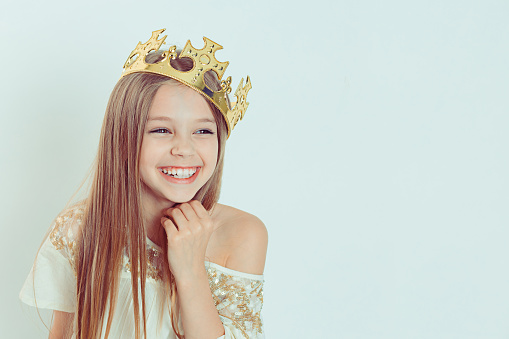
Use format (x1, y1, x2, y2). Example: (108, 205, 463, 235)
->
(20, 205, 265, 338)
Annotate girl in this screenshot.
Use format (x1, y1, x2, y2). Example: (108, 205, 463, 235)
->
(20, 29, 267, 339)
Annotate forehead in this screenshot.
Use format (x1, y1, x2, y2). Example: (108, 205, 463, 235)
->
(148, 83, 215, 121)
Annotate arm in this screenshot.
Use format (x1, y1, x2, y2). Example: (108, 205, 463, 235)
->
(175, 267, 225, 338)
(162, 201, 224, 339)
(179, 214, 268, 339)
(49, 311, 74, 339)
(162, 202, 268, 339)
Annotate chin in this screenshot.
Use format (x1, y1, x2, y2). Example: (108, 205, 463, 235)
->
(166, 193, 199, 204)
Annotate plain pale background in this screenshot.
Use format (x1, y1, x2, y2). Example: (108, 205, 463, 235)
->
(2, 0, 509, 338)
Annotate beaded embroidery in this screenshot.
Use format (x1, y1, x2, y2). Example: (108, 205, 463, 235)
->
(206, 265, 264, 338)
(123, 242, 164, 281)
(49, 206, 82, 274)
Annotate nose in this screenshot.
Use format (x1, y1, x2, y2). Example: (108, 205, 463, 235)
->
(170, 133, 194, 157)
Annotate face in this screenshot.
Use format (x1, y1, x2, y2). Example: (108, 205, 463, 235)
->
(139, 83, 219, 211)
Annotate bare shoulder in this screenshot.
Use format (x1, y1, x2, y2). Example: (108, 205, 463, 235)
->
(210, 204, 268, 275)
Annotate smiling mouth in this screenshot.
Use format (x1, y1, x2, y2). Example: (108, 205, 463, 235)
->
(160, 167, 199, 179)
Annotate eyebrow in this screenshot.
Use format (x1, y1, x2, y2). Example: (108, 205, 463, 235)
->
(148, 116, 215, 124)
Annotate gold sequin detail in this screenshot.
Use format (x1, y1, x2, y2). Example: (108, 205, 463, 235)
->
(49, 205, 165, 282)
(49, 206, 82, 274)
(124, 243, 164, 281)
(207, 265, 264, 338)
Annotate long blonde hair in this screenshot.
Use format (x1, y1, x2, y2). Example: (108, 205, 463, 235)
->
(75, 57, 228, 338)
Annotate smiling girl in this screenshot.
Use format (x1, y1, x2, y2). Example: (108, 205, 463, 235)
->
(20, 29, 267, 339)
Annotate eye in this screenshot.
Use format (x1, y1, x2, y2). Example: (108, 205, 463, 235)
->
(150, 128, 171, 134)
(195, 129, 214, 135)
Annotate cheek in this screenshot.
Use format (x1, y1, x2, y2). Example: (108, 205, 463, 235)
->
(200, 141, 219, 176)
(138, 154, 150, 184)
(139, 140, 158, 178)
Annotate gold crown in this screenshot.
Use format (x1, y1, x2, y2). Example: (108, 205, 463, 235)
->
(121, 29, 251, 136)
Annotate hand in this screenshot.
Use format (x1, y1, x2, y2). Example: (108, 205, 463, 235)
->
(161, 200, 214, 281)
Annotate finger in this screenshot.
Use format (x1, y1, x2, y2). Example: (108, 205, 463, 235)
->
(189, 200, 214, 231)
(169, 208, 189, 231)
(189, 200, 210, 219)
(163, 206, 181, 221)
(177, 203, 199, 222)
(161, 216, 178, 235)
(163, 206, 176, 219)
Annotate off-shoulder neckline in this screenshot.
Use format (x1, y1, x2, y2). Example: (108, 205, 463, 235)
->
(146, 237, 264, 281)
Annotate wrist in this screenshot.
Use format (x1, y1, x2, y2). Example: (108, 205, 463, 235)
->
(174, 265, 209, 288)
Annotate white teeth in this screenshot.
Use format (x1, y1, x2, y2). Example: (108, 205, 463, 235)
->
(162, 167, 197, 179)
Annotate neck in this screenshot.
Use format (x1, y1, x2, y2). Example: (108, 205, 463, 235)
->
(141, 191, 176, 247)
